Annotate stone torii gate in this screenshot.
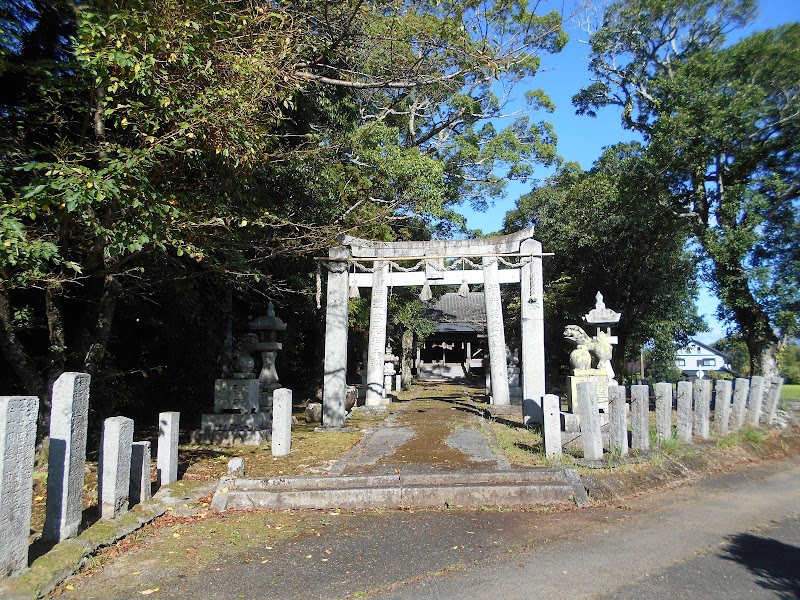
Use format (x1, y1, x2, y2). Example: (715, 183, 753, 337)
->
(320, 227, 547, 427)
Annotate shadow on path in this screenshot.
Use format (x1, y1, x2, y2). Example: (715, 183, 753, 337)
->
(722, 532, 800, 599)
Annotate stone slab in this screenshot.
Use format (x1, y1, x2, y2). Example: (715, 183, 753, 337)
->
(732, 377, 750, 431)
(189, 429, 271, 446)
(129, 441, 152, 507)
(200, 412, 270, 431)
(608, 386, 628, 457)
(693, 379, 711, 439)
(272, 388, 292, 457)
(0, 396, 38, 577)
(567, 370, 609, 413)
(630, 384, 650, 452)
(747, 376, 766, 426)
(98, 416, 134, 520)
(764, 377, 784, 426)
(542, 394, 562, 458)
(676, 381, 693, 442)
(44, 372, 91, 543)
(655, 382, 673, 444)
(157, 412, 180, 486)
(577, 381, 603, 461)
(714, 379, 733, 435)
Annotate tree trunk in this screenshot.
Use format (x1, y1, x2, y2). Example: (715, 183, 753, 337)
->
(0, 290, 45, 397)
(82, 273, 121, 376)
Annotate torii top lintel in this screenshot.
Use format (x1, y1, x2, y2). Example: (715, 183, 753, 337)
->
(338, 226, 537, 258)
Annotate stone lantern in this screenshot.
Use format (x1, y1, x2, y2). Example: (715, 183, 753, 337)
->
(249, 301, 287, 412)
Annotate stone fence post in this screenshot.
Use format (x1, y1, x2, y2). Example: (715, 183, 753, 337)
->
(43, 372, 91, 542)
(676, 381, 692, 442)
(0, 396, 39, 577)
(98, 417, 134, 520)
(157, 412, 180, 486)
(272, 388, 293, 457)
(654, 383, 672, 444)
(630, 385, 649, 452)
(576, 381, 603, 461)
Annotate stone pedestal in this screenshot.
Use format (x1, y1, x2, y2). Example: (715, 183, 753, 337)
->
(567, 369, 609, 413)
(190, 412, 271, 446)
(213, 379, 259, 414)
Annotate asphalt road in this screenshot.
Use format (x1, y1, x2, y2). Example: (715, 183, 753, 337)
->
(58, 456, 800, 600)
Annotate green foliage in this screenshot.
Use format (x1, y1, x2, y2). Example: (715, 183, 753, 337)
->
(0, 0, 569, 418)
(712, 335, 750, 377)
(574, 0, 799, 376)
(778, 342, 800, 384)
(505, 144, 703, 382)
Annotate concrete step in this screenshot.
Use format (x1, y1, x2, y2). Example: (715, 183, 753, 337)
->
(211, 468, 589, 511)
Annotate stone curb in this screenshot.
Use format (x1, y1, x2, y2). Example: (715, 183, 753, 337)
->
(0, 480, 217, 600)
(210, 467, 590, 511)
(581, 428, 800, 503)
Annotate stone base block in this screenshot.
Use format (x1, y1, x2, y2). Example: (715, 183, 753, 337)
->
(567, 371, 610, 413)
(201, 412, 270, 431)
(190, 429, 271, 446)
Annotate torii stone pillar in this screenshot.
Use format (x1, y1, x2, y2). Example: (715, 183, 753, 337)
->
(322, 246, 350, 427)
(321, 228, 549, 425)
(483, 256, 510, 405)
(520, 238, 545, 421)
(365, 261, 390, 406)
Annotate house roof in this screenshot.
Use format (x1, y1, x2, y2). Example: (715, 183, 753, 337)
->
(424, 292, 486, 334)
(677, 339, 733, 362)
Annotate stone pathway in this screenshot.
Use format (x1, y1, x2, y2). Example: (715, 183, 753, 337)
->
(339, 381, 509, 476)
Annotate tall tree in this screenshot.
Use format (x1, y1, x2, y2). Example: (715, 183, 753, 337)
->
(574, 0, 800, 376)
(505, 143, 703, 382)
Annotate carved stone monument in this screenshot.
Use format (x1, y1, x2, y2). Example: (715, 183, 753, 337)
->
(191, 303, 286, 446)
(562, 292, 622, 427)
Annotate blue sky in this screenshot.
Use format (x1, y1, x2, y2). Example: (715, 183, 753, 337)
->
(454, 0, 800, 344)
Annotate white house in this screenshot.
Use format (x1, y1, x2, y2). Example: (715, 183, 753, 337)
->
(675, 339, 735, 377)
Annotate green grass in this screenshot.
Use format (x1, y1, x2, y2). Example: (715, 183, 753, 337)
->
(781, 384, 800, 400)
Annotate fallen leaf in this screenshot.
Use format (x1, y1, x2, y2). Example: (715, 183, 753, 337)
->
(138, 588, 160, 595)
(65, 585, 74, 590)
